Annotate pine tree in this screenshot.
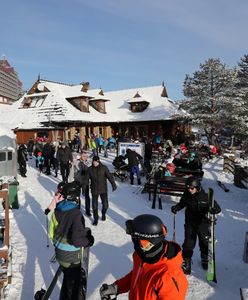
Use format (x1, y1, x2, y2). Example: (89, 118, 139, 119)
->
(180, 58, 241, 137)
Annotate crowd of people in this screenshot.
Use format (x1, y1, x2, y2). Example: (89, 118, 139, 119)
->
(18, 130, 223, 299)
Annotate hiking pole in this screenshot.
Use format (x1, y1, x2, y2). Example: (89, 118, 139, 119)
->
(46, 216, 49, 248)
(172, 214, 176, 242)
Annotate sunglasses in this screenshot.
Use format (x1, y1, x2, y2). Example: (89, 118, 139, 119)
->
(187, 186, 196, 190)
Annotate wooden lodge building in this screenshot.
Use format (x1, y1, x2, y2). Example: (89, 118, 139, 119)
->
(3, 78, 189, 145)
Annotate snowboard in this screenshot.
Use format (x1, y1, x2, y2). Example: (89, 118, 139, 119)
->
(34, 265, 62, 300)
(79, 246, 90, 299)
(217, 180, 229, 192)
(206, 188, 217, 283)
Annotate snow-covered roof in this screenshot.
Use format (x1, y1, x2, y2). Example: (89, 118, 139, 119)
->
(0, 80, 184, 130)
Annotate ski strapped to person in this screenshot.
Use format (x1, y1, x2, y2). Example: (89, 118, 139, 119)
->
(206, 188, 217, 283)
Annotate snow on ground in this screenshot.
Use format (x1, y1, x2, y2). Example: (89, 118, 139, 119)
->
(4, 152, 248, 299)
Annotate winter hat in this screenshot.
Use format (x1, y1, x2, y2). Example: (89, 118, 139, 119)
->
(92, 155, 100, 162)
(37, 152, 42, 156)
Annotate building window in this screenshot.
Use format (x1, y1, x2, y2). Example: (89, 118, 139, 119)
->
(130, 102, 149, 112)
(8, 152, 12, 161)
(90, 100, 106, 113)
(0, 152, 6, 162)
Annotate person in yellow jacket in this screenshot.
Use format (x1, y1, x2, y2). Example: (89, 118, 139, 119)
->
(100, 214, 188, 300)
(49, 181, 94, 299)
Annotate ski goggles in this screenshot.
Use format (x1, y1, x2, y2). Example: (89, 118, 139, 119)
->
(139, 239, 155, 252)
(187, 186, 197, 190)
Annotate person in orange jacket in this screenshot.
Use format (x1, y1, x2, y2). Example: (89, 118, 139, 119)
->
(100, 214, 188, 300)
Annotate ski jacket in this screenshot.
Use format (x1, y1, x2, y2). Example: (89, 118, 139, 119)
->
(49, 200, 90, 268)
(176, 189, 221, 224)
(74, 160, 89, 189)
(56, 146, 73, 164)
(124, 150, 142, 168)
(115, 241, 188, 300)
(87, 162, 116, 194)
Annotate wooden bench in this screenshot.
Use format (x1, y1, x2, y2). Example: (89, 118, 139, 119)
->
(143, 176, 187, 209)
(174, 167, 204, 178)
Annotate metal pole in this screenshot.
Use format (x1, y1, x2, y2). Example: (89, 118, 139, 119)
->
(172, 214, 176, 242)
(46, 216, 49, 248)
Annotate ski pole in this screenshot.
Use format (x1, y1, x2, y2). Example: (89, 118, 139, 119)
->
(172, 214, 176, 242)
(46, 216, 49, 248)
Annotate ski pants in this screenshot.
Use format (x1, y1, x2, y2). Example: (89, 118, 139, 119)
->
(130, 165, 141, 181)
(82, 185, 91, 215)
(60, 162, 70, 183)
(60, 265, 84, 300)
(182, 221, 209, 260)
(92, 193, 108, 222)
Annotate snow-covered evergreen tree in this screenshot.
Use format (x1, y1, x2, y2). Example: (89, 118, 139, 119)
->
(180, 58, 240, 137)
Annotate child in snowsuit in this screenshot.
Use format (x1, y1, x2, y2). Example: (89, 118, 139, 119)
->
(36, 151, 44, 174)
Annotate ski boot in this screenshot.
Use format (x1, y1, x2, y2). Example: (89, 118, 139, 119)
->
(201, 255, 208, 270)
(182, 258, 191, 275)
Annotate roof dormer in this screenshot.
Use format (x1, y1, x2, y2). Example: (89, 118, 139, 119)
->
(127, 91, 150, 113)
(27, 80, 50, 95)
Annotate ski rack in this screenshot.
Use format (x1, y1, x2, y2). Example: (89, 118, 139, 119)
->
(0, 187, 12, 293)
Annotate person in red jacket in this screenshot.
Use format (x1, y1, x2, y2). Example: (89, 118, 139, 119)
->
(100, 214, 188, 300)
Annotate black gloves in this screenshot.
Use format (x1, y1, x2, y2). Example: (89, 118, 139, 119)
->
(86, 229, 94, 247)
(171, 205, 179, 214)
(44, 208, 50, 215)
(100, 283, 118, 299)
(209, 207, 218, 214)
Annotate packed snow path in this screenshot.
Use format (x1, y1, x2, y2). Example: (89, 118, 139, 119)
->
(5, 153, 248, 299)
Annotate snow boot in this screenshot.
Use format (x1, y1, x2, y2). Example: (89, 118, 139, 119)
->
(182, 258, 191, 275)
(138, 178, 142, 185)
(201, 255, 208, 270)
(130, 179, 134, 185)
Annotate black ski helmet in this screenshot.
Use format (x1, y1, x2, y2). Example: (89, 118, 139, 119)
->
(57, 181, 65, 193)
(126, 214, 167, 245)
(186, 177, 201, 190)
(62, 181, 80, 199)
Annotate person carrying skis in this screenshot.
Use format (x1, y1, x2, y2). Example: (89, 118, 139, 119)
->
(171, 177, 221, 274)
(100, 214, 188, 300)
(49, 181, 94, 300)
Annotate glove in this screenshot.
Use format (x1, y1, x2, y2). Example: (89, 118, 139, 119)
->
(100, 283, 118, 299)
(86, 229, 94, 247)
(171, 205, 179, 214)
(112, 186, 117, 192)
(209, 207, 218, 214)
(44, 208, 50, 215)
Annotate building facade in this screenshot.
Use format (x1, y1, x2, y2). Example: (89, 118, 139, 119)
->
(0, 56, 23, 104)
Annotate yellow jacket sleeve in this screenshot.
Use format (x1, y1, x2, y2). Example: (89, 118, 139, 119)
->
(49, 212, 58, 241)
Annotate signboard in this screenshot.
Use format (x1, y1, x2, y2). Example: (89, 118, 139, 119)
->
(118, 142, 145, 159)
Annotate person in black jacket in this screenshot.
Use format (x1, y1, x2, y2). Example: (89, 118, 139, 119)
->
(43, 141, 52, 175)
(17, 144, 28, 177)
(87, 156, 117, 226)
(124, 148, 143, 185)
(171, 177, 221, 274)
(57, 142, 73, 183)
(74, 151, 91, 216)
(49, 181, 94, 299)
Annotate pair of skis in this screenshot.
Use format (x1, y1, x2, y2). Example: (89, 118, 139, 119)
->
(206, 188, 217, 283)
(34, 247, 90, 300)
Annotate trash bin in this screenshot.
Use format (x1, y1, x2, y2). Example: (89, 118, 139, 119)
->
(8, 179, 19, 209)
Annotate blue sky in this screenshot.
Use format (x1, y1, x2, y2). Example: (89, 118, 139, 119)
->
(1, 0, 248, 100)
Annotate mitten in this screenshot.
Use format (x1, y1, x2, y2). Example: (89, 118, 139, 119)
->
(171, 205, 179, 214)
(100, 283, 118, 299)
(44, 208, 50, 215)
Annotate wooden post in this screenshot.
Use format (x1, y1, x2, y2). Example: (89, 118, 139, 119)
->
(243, 232, 248, 263)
